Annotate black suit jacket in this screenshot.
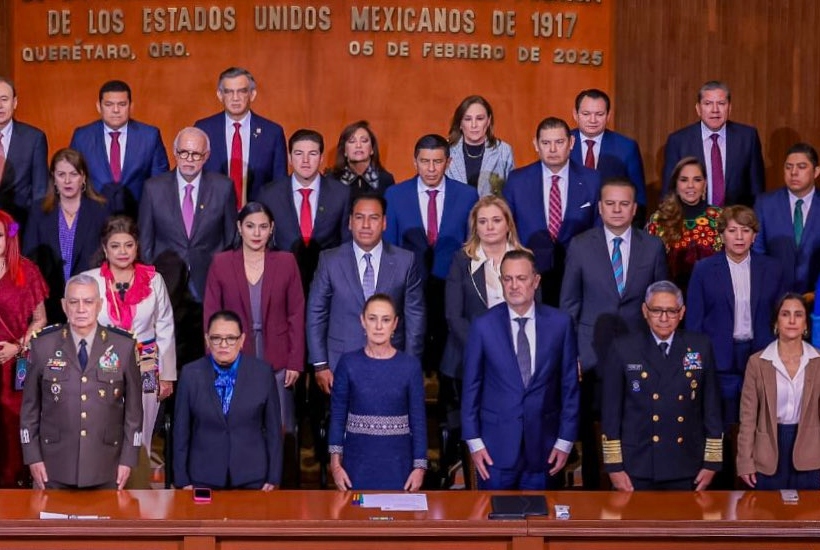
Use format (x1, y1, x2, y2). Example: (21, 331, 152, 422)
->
(0, 120, 48, 238)
(560, 227, 668, 373)
(441, 250, 489, 379)
(257, 175, 351, 292)
(138, 170, 237, 301)
(23, 196, 109, 322)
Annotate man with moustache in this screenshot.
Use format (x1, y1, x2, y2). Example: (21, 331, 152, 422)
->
(21, 274, 142, 489)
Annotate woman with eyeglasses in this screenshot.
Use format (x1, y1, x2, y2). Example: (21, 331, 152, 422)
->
(737, 293, 820, 490)
(24, 148, 108, 322)
(204, 202, 305, 437)
(173, 310, 283, 490)
(82, 215, 176, 486)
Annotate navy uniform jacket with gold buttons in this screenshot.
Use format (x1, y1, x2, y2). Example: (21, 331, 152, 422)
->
(600, 329, 723, 482)
(20, 324, 142, 487)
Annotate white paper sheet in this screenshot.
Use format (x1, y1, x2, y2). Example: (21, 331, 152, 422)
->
(360, 493, 428, 511)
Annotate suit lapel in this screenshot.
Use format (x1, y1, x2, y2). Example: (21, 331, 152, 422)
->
(749, 254, 763, 321)
(375, 243, 397, 296)
(226, 357, 248, 424)
(498, 305, 524, 388)
(121, 123, 138, 184)
(248, 113, 261, 168)
(166, 173, 189, 241)
(94, 123, 115, 183)
(470, 260, 488, 306)
(190, 174, 214, 239)
(532, 308, 551, 383)
(448, 143, 467, 183)
(232, 250, 253, 321)
(559, 166, 586, 241)
(70, 198, 92, 273)
(480, 142, 501, 176)
(343, 243, 366, 304)
(776, 189, 798, 254)
(799, 358, 818, 422)
(594, 229, 621, 300)
(623, 230, 646, 299)
(715, 254, 735, 311)
(761, 358, 778, 428)
(799, 189, 820, 252)
(313, 177, 335, 238)
(436, 180, 457, 251)
(85, 326, 107, 374)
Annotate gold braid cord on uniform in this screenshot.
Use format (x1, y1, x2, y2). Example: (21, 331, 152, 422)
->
(601, 435, 623, 464)
(704, 437, 723, 463)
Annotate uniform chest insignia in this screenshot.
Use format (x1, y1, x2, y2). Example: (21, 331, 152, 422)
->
(51, 383, 61, 395)
(683, 349, 702, 370)
(631, 380, 641, 392)
(99, 389, 106, 398)
(55, 351, 62, 358)
(99, 346, 120, 371)
(627, 363, 643, 371)
(47, 358, 67, 370)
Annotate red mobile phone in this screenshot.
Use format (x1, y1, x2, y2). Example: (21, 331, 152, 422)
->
(193, 487, 212, 503)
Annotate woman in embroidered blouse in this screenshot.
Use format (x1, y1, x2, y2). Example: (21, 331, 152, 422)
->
(737, 293, 820, 490)
(24, 148, 108, 323)
(329, 120, 394, 200)
(647, 156, 723, 293)
(0, 210, 47, 487)
(329, 294, 427, 491)
(83, 215, 176, 475)
(445, 95, 515, 196)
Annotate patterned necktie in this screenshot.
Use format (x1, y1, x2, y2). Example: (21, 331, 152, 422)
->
(230, 122, 243, 209)
(794, 199, 804, 246)
(658, 342, 669, 357)
(362, 252, 375, 299)
(710, 134, 725, 206)
(584, 139, 596, 169)
(182, 183, 195, 238)
(426, 189, 439, 245)
(78, 339, 88, 371)
(548, 175, 562, 241)
(612, 236, 625, 296)
(110, 131, 122, 183)
(515, 317, 532, 387)
(298, 188, 313, 246)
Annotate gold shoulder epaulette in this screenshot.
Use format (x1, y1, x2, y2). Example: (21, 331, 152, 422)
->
(32, 324, 62, 339)
(104, 325, 137, 340)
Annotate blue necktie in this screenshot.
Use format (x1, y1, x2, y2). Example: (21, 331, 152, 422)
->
(78, 339, 88, 371)
(611, 236, 625, 296)
(362, 252, 375, 299)
(515, 318, 531, 387)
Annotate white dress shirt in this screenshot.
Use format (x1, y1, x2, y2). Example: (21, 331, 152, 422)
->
(788, 189, 814, 225)
(579, 131, 603, 169)
(223, 112, 251, 180)
(760, 341, 820, 424)
(292, 175, 320, 222)
(604, 226, 632, 287)
(353, 240, 383, 288)
(541, 162, 569, 225)
(0, 120, 12, 156)
(700, 122, 727, 204)
(417, 177, 445, 234)
(103, 122, 128, 163)
(651, 331, 675, 352)
(726, 253, 753, 340)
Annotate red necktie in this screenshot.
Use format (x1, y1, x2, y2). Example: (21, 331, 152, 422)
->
(110, 131, 122, 183)
(426, 189, 439, 245)
(548, 175, 562, 241)
(298, 188, 313, 246)
(584, 139, 596, 169)
(230, 122, 243, 208)
(710, 134, 725, 206)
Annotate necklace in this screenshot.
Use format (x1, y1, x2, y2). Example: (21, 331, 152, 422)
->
(365, 345, 395, 359)
(113, 271, 134, 301)
(464, 142, 486, 159)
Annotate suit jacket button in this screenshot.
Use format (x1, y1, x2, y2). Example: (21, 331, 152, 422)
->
(652, 435, 660, 442)
(81, 412, 87, 419)
(81, 376, 88, 383)
(677, 437, 684, 444)
(80, 430, 87, 437)
(652, 415, 659, 422)
(685, 371, 692, 378)
(652, 393, 659, 400)
(678, 395, 684, 401)
(81, 395, 87, 401)
(677, 416, 684, 422)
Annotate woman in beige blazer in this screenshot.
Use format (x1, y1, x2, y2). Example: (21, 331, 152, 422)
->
(737, 293, 820, 489)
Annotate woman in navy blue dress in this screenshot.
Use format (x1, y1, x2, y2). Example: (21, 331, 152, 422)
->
(329, 294, 428, 491)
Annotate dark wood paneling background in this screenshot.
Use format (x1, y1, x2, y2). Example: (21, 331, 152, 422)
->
(1, 0, 818, 207)
(613, 0, 820, 208)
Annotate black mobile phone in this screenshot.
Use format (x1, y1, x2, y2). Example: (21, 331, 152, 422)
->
(193, 487, 212, 503)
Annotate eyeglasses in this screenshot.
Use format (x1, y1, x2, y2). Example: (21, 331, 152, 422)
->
(208, 335, 240, 347)
(645, 306, 682, 318)
(176, 150, 206, 161)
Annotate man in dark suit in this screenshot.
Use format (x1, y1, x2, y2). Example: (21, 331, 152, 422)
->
(308, 194, 425, 390)
(384, 134, 478, 375)
(138, 126, 237, 346)
(195, 67, 287, 208)
(503, 117, 602, 306)
(0, 77, 48, 239)
(173, 310, 282, 490)
(571, 89, 647, 225)
(21, 274, 142, 489)
(753, 142, 820, 293)
(462, 250, 579, 489)
(662, 80, 764, 207)
(560, 177, 668, 488)
(70, 80, 169, 217)
(257, 129, 350, 295)
(601, 281, 723, 491)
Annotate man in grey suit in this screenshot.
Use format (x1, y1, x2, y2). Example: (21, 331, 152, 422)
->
(308, 194, 425, 392)
(0, 77, 48, 239)
(560, 177, 668, 489)
(21, 274, 142, 489)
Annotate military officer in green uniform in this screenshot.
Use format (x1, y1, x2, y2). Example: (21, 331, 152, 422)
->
(600, 280, 723, 491)
(20, 273, 143, 489)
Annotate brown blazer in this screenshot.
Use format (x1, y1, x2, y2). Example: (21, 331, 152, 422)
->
(737, 349, 820, 476)
(203, 248, 305, 372)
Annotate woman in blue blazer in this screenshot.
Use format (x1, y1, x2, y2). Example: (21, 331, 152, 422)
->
(24, 148, 108, 323)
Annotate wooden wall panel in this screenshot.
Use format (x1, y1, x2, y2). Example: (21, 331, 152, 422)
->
(614, 0, 820, 207)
